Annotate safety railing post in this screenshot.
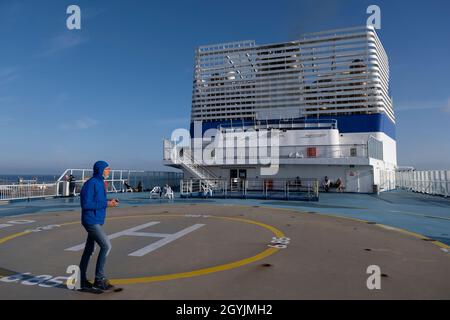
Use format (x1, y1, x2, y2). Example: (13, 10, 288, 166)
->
(286, 181, 289, 200)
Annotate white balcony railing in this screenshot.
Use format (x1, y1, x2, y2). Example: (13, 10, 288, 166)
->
(164, 138, 371, 165)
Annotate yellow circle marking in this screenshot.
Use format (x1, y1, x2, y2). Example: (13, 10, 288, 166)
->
(0, 231, 30, 245)
(215, 204, 450, 250)
(0, 214, 285, 285)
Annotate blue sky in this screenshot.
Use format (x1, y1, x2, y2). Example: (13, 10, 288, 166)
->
(0, 0, 449, 174)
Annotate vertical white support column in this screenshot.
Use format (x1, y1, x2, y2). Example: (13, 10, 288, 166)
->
(418, 171, 422, 193)
(433, 171, 438, 195)
(422, 171, 426, 193)
(419, 171, 422, 192)
(404, 171, 407, 189)
(407, 171, 410, 189)
(428, 171, 433, 194)
(417, 171, 421, 193)
(406, 171, 409, 189)
(427, 171, 432, 194)
(414, 171, 419, 192)
(444, 171, 450, 197)
(439, 171, 444, 196)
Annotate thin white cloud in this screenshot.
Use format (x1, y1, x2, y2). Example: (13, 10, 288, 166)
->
(0, 1, 23, 26)
(395, 99, 450, 113)
(60, 117, 98, 130)
(39, 32, 87, 57)
(82, 6, 109, 20)
(0, 96, 14, 103)
(442, 98, 450, 114)
(53, 93, 70, 106)
(0, 67, 19, 86)
(155, 117, 190, 126)
(0, 116, 13, 126)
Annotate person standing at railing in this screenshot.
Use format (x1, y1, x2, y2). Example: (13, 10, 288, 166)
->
(68, 174, 76, 197)
(78, 160, 119, 292)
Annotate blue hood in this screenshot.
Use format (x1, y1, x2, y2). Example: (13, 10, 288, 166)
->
(80, 160, 110, 225)
(93, 160, 109, 179)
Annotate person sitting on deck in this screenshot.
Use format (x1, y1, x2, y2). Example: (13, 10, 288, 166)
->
(334, 177, 345, 192)
(202, 185, 213, 198)
(163, 184, 174, 199)
(295, 176, 302, 191)
(323, 176, 331, 192)
(124, 182, 133, 192)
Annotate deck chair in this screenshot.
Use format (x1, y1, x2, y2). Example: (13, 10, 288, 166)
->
(150, 186, 161, 198)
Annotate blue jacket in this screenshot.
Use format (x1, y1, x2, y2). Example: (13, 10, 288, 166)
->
(80, 161, 109, 226)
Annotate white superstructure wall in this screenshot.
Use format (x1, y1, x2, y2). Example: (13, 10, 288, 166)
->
(192, 26, 394, 124)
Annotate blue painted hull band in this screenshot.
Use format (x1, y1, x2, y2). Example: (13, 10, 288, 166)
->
(190, 113, 396, 140)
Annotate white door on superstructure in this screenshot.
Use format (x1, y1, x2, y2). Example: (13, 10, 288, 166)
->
(346, 170, 360, 193)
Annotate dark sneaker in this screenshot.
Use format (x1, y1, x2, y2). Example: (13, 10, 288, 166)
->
(93, 279, 114, 291)
(80, 279, 93, 289)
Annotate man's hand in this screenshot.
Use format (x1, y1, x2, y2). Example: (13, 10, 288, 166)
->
(107, 199, 119, 207)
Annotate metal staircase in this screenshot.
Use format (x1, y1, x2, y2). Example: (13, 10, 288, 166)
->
(163, 139, 219, 190)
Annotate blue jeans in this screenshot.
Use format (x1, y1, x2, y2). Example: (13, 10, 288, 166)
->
(79, 224, 112, 282)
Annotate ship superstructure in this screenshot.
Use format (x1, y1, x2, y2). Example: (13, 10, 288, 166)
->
(164, 26, 396, 193)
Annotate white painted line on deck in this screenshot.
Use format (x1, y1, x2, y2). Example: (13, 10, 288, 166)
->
(65, 222, 205, 257)
(129, 224, 205, 256)
(65, 221, 160, 251)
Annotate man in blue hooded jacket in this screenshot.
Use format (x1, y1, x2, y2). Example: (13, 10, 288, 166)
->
(79, 160, 118, 291)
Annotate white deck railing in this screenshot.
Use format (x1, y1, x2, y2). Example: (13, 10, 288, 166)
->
(396, 170, 450, 197)
(0, 168, 144, 201)
(180, 178, 319, 200)
(0, 183, 57, 201)
(56, 168, 143, 196)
